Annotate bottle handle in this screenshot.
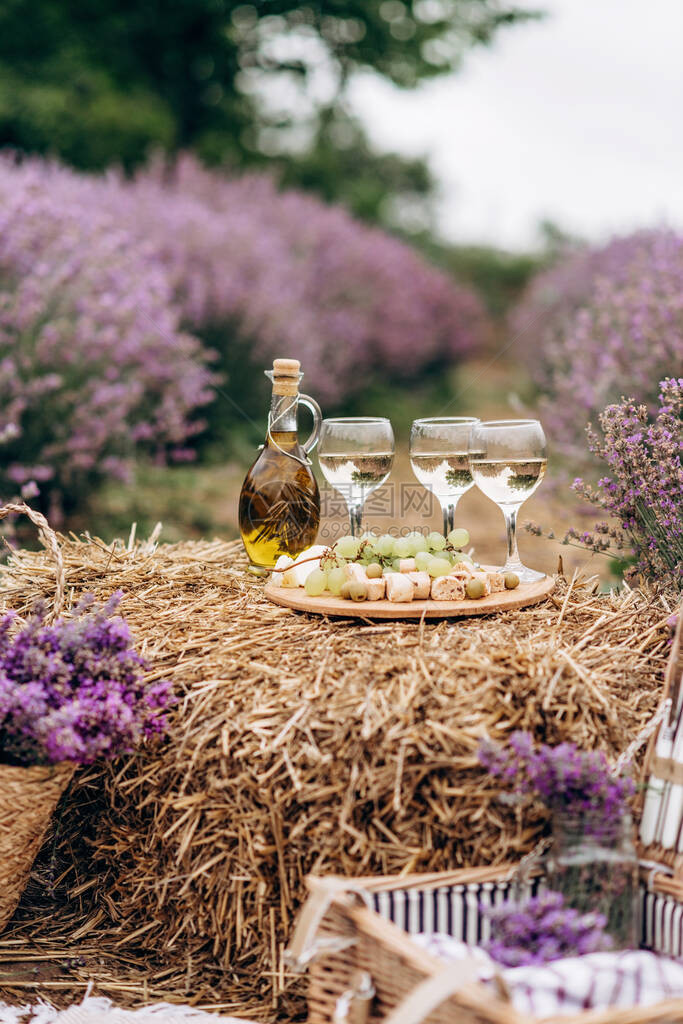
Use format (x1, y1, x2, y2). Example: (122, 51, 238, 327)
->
(299, 394, 322, 455)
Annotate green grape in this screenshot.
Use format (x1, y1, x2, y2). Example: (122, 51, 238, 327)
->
(404, 530, 426, 555)
(305, 568, 328, 597)
(327, 567, 346, 595)
(360, 531, 377, 542)
(466, 578, 486, 599)
(394, 537, 412, 559)
(360, 543, 379, 564)
(392, 558, 403, 571)
(376, 535, 395, 558)
(447, 528, 470, 550)
(428, 558, 451, 578)
(336, 535, 360, 560)
(366, 563, 383, 579)
(414, 551, 433, 572)
(428, 531, 446, 552)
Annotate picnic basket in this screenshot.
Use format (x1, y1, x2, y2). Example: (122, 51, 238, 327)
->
(0, 502, 74, 932)
(286, 605, 683, 1024)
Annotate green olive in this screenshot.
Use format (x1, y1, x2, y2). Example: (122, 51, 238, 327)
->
(466, 578, 486, 600)
(504, 572, 520, 590)
(366, 562, 383, 579)
(349, 581, 368, 602)
(340, 581, 354, 600)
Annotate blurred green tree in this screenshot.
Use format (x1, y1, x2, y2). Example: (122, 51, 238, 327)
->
(0, 0, 539, 225)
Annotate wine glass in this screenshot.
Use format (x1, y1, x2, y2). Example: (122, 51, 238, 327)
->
(318, 418, 394, 537)
(469, 419, 547, 583)
(410, 417, 480, 536)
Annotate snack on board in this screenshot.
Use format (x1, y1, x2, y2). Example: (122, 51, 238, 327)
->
(269, 529, 522, 603)
(407, 571, 431, 599)
(385, 572, 415, 603)
(431, 574, 466, 601)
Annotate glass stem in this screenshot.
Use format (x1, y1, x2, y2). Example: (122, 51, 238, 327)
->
(503, 506, 521, 567)
(441, 501, 456, 537)
(348, 503, 363, 537)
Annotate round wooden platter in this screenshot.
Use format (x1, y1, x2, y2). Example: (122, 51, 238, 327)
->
(264, 571, 555, 620)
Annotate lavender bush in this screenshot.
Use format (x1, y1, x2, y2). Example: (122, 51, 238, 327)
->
(99, 155, 489, 405)
(511, 230, 683, 459)
(0, 593, 173, 767)
(0, 153, 488, 502)
(567, 378, 683, 589)
(0, 156, 217, 510)
(478, 731, 634, 838)
(484, 891, 611, 967)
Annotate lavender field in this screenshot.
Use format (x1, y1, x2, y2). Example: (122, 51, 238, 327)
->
(0, 153, 680, 589)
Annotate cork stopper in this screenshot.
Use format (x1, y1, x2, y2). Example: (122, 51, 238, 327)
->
(271, 358, 301, 396)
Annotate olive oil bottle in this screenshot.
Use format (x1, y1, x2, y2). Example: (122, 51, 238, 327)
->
(239, 359, 322, 574)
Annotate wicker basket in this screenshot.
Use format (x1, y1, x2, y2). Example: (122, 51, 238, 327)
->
(0, 501, 71, 932)
(286, 606, 683, 1024)
(0, 759, 75, 929)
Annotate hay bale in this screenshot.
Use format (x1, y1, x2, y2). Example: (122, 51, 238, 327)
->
(0, 534, 674, 1017)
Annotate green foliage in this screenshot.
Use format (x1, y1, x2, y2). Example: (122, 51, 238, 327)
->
(0, 0, 541, 198)
(420, 238, 546, 318)
(0, 69, 175, 172)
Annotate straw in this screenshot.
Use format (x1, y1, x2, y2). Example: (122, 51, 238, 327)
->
(0, 532, 671, 1018)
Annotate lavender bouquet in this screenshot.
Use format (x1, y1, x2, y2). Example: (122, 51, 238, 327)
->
(0, 592, 173, 767)
(479, 733, 638, 946)
(484, 890, 612, 967)
(478, 731, 635, 837)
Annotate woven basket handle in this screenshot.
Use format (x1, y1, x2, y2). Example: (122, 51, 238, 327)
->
(381, 963, 487, 1024)
(285, 878, 374, 971)
(0, 502, 64, 619)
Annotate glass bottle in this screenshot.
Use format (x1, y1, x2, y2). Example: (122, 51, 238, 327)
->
(239, 359, 322, 575)
(547, 809, 639, 949)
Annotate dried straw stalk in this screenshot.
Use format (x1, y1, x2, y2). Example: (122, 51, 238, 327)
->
(0, 533, 675, 1018)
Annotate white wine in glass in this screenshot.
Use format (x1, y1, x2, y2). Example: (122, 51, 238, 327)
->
(469, 419, 547, 583)
(410, 417, 480, 536)
(318, 418, 394, 536)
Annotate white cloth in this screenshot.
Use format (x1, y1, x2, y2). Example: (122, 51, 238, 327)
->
(0, 997, 252, 1024)
(414, 933, 683, 1016)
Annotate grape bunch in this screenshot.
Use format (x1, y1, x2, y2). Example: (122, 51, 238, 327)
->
(304, 529, 473, 597)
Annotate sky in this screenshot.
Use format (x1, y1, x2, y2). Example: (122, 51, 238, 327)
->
(349, 0, 683, 249)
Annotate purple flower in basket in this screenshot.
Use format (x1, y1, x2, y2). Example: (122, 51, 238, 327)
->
(483, 890, 612, 967)
(478, 732, 634, 838)
(0, 592, 173, 766)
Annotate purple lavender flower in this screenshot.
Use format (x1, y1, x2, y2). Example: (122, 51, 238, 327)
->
(478, 732, 634, 838)
(0, 593, 174, 766)
(0, 155, 217, 511)
(569, 378, 683, 589)
(511, 230, 683, 462)
(483, 890, 612, 966)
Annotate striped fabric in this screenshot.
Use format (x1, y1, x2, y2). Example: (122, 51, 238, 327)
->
(643, 890, 683, 958)
(371, 880, 683, 958)
(411, 939, 683, 1016)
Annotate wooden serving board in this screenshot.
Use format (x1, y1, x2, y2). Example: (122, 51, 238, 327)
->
(264, 571, 555, 620)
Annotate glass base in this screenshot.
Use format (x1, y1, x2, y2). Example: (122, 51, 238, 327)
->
(500, 561, 546, 584)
